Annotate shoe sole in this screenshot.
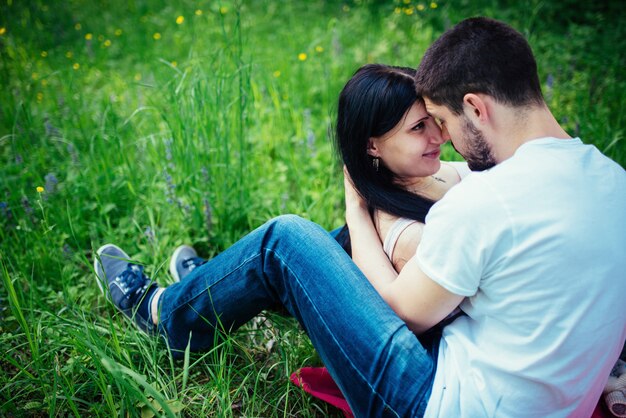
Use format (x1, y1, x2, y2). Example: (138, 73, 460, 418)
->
(169, 245, 190, 283)
(94, 243, 130, 295)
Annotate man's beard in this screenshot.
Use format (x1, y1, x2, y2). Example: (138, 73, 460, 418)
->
(452, 116, 497, 172)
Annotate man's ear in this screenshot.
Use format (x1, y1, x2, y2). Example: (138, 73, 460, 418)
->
(367, 137, 380, 157)
(463, 93, 489, 123)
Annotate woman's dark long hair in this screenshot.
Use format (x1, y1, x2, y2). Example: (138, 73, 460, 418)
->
(336, 64, 435, 224)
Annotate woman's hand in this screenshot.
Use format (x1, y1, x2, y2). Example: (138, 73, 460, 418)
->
(343, 166, 368, 221)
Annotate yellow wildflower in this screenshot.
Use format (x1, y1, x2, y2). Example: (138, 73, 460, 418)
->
(176, 15, 184, 24)
(417, 4, 425, 11)
(298, 53, 307, 61)
(37, 186, 44, 193)
(171, 61, 177, 67)
(104, 39, 111, 47)
(430, 2, 438, 8)
(394, 7, 401, 14)
(404, 7, 414, 15)
(273, 70, 281, 78)
(41, 51, 48, 57)
(220, 6, 228, 14)
(195, 9, 203, 15)
(32, 73, 39, 80)
(85, 33, 93, 40)
(36, 93, 43, 102)
(403, 0, 411, 3)
(0, 27, 6, 36)
(73, 63, 80, 70)
(114, 29, 123, 36)
(134, 73, 142, 81)
(65, 51, 73, 58)
(153, 32, 161, 40)
(74, 23, 82, 30)
(315, 45, 324, 53)
(41, 79, 48, 87)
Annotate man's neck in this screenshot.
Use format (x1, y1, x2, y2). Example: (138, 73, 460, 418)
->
(492, 104, 571, 163)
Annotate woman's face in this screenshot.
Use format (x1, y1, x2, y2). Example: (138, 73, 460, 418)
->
(368, 101, 447, 181)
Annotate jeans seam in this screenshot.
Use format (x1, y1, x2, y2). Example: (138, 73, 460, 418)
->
(269, 247, 401, 417)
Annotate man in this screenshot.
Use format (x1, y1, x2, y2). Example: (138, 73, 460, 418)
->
(347, 16, 626, 416)
(96, 17, 625, 417)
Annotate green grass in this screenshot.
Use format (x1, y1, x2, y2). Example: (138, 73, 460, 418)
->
(1, 0, 624, 416)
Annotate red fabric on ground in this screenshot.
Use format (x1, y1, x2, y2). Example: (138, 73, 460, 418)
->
(290, 367, 354, 418)
(291, 366, 611, 418)
(592, 400, 613, 418)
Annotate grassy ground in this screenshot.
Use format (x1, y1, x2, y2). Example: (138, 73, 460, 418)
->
(1, 0, 624, 416)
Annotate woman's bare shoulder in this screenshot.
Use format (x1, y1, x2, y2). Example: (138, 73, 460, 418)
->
(439, 161, 471, 182)
(374, 210, 400, 242)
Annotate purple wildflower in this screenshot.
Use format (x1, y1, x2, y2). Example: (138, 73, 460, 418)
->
(44, 173, 58, 194)
(0, 202, 12, 222)
(144, 226, 155, 243)
(203, 197, 213, 233)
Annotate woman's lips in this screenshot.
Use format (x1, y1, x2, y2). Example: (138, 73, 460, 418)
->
(423, 148, 441, 159)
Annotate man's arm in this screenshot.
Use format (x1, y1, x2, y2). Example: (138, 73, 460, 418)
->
(344, 169, 463, 334)
(385, 258, 464, 334)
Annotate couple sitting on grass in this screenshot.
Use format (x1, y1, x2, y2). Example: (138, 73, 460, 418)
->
(94, 17, 626, 417)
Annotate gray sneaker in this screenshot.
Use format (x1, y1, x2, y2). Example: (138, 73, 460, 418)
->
(94, 244, 156, 333)
(169, 245, 207, 282)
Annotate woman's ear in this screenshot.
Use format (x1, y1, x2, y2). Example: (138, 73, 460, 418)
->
(367, 137, 380, 157)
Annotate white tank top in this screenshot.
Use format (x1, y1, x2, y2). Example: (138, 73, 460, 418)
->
(383, 218, 418, 261)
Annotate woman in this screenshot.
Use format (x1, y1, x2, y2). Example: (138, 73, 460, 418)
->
(333, 64, 469, 272)
(168, 64, 470, 282)
(93, 64, 469, 417)
(94, 65, 463, 416)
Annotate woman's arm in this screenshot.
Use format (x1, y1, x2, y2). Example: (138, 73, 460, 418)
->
(344, 168, 463, 334)
(344, 168, 398, 289)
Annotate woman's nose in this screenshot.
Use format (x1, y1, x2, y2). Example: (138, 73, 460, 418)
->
(431, 124, 448, 144)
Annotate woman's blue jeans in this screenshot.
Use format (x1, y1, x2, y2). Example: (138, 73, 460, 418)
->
(158, 215, 438, 417)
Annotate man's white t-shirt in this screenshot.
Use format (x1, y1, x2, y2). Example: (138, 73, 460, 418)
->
(418, 138, 626, 417)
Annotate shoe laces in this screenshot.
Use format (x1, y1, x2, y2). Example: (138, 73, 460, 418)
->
(116, 264, 150, 302)
(181, 257, 206, 271)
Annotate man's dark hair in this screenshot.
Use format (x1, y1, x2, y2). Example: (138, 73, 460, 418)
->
(415, 17, 544, 115)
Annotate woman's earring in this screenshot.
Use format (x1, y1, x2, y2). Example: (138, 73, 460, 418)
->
(373, 157, 380, 172)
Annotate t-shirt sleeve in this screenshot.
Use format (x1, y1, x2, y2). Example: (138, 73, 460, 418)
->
(415, 175, 513, 296)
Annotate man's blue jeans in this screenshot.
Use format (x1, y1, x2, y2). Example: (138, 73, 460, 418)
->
(158, 215, 438, 417)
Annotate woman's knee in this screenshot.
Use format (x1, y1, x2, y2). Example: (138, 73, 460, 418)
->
(268, 214, 309, 229)
(266, 214, 325, 241)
